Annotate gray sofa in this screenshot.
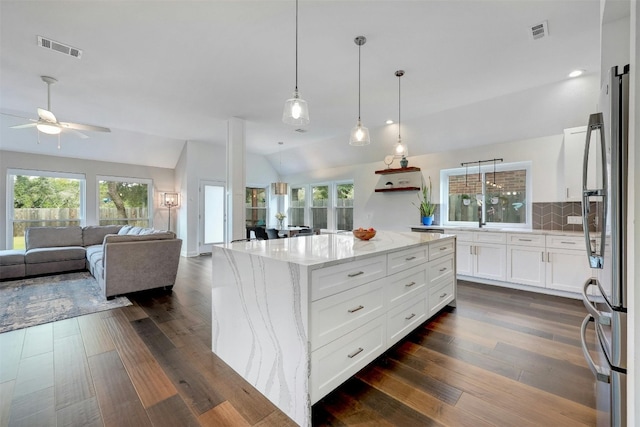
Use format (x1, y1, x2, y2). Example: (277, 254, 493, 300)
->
(1, 225, 182, 299)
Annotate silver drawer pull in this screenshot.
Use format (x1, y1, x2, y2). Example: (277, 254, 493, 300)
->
(439, 268, 447, 272)
(439, 247, 447, 251)
(518, 238, 532, 242)
(347, 271, 364, 278)
(347, 347, 364, 358)
(405, 256, 417, 261)
(405, 281, 416, 287)
(561, 241, 576, 245)
(348, 305, 364, 313)
(440, 293, 448, 298)
(405, 313, 416, 320)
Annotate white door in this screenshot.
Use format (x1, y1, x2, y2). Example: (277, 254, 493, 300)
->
(199, 181, 225, 254)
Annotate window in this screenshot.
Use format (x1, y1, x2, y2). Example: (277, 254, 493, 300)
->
(442, 162, 531, 228)
(289, 186, 306, 226)
(246, 187, 267, 227)
(287, 181, 354, 230)
(335, 182, 354, 231)
(8, 169, 85, 249)
(311, 185, 329, 228)
(98, 177, 152, 227)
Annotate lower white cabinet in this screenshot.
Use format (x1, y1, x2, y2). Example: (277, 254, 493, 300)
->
(454, 230, 592, 295)
(310, 241, 456, 404)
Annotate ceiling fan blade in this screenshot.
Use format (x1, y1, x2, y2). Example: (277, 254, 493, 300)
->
(65, 128, 89, 139)
(59, 121, 111, 133)
(37, 108, 57, 123)
(9, 123, 37, 129)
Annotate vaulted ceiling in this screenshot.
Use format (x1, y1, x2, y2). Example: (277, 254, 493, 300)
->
(0, 1, 601, 173)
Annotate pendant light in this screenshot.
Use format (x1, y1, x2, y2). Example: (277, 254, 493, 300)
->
(349, 36, 370, 146)
(282, 0, 310, 126)
(394, 70, 408, 158)
(271, 142, 289, 195)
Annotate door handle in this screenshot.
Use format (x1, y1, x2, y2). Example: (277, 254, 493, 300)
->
(582, 112, 607, 269)
(580, 314, 610, 383)
(347, 347, 364, 359)
(347, 305, 364, 313)
(347, 271, 364, 278)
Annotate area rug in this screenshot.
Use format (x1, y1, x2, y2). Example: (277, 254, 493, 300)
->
(0, 271, 132, 333)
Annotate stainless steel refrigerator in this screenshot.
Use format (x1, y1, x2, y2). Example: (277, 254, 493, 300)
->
(580, 64, 629, 427)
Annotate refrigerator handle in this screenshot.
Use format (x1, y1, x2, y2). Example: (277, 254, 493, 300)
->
(581, 112, 607, 269)
(581, 278, 611, 325)
(580, 314, 610, 383)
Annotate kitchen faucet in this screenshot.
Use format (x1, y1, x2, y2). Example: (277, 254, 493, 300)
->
(478, 204, 485, 228)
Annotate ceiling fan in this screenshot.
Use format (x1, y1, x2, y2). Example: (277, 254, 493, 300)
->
(5, 75, 111, 147)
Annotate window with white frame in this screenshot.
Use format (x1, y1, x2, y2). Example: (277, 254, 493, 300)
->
(289, 186, 306, 227)
(441, 161, 531, 228)
(335, 182, 354, 231)
(8, 169, 85, 249)
(98, 177, 152, 227)
(287, 181, 354, 231)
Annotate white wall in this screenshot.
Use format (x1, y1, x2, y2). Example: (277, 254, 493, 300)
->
(0, 150, 174, 250)
(285, 133, 566, 231)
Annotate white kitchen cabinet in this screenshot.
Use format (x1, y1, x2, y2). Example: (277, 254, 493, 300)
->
(507, 245, 546, 288)
(453, 231, 506, 281)
(474, 243, 507, 281)
(563, 126, 596, 201)
(545, 235, 593, 294)
(506, 233, 546, 288)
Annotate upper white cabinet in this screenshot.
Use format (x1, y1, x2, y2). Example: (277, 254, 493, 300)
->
(563, 126, 596, 201)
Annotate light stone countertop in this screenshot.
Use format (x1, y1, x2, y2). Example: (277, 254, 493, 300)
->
(215, 230, 455, 268)
(410, 225, 585, 237)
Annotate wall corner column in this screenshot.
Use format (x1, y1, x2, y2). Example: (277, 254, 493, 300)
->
(226, 117, 246, 242)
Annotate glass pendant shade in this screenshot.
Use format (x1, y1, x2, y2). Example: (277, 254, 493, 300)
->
(394, 138, 408, 158)
(272, 182, 289, 195)
(349, 119, 370, 146)
(282, 89, 310, 126)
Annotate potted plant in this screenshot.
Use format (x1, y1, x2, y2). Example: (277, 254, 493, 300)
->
(414, 176, 436, 225)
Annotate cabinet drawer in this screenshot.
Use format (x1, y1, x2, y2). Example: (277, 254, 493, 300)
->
(385, 265, 427, 309)
(545, 234, 585, 250)
(428, 255, 454, 285)
(388, 246, 428, 275)
(387, 294, 428, 346)
(474, 231, 507, 244)
(429, 278, 455, 315)
(454, 231, 474, 242)
(311, 279, 385, 350)
(429, 238, 455, 261)
(507, 233, 545, 246)
(310, 316, 386, 404)
(311, 255, 386, 301)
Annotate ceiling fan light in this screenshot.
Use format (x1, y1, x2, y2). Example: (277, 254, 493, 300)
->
(283, 90, 310, 125)
(349, 119, 370, 146)
(36, 123, 61, 135)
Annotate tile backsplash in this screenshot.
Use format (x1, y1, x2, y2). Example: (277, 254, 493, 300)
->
(428, 202, 595, 231)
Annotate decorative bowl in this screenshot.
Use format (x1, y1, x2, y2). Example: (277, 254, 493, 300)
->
(353, 229, 376, 240)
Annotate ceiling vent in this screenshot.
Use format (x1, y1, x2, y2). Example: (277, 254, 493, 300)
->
(37, 36, 83, 59)
(529, 21, 549, 40)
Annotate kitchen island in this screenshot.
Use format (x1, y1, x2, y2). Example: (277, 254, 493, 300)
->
(211, 231, 456, 426)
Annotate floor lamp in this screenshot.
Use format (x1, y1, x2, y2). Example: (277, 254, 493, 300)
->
(162, 192, 179, 232)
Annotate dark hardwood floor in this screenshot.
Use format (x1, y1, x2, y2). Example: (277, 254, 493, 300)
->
(1, 255, 597, 426)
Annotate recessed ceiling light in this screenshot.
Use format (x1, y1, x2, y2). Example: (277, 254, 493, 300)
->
(385, 119, 394, 125)
(568, 69, 585, 78)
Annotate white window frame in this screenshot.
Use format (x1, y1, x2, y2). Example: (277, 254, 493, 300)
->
(440, 161, 532, 229)
(246, 185, 268, 228)
(7, 168, 86, 249)
(285, 180, 355, 231)
(334, 180, 354, 231)
(96, 175, 153, 227)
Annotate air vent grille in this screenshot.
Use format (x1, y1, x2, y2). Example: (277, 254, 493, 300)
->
(530, 21, 549, 40)
(37, 36, 82, 59)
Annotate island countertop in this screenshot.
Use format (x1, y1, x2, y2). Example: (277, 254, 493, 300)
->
(215, 230, 455, 268)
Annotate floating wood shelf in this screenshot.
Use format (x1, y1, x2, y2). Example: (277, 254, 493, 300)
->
(374, 186, 421, 193)
(375, 167, 421, 175)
